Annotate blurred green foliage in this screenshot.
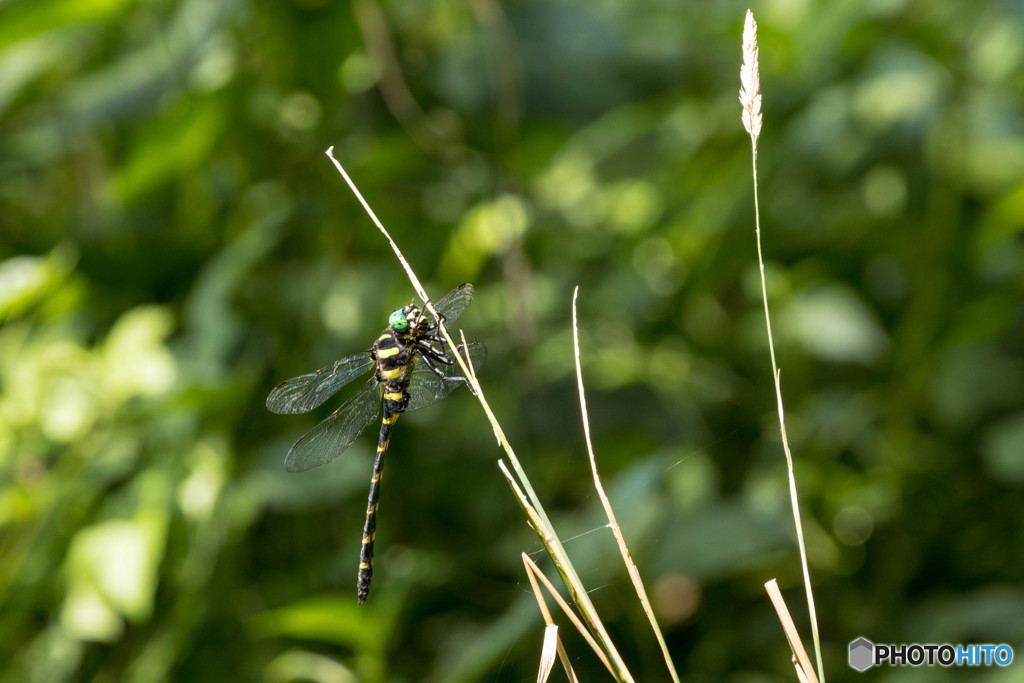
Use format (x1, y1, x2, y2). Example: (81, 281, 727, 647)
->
(2, 0, 1024, 681)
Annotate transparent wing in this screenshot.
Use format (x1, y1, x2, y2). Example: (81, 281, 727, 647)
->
(284, 376, 382, 472)
(406, 340, 486, 412)
(266, 353, 374, 414)
(423, 282, 475, 328)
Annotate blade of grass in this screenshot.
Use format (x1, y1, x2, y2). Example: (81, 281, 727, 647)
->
(524, 587, 579, 683)
(538, 625, 558, 683)
(523, 557, 579, 683)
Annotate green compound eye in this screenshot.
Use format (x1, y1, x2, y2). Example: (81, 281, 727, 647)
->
(389, 309, 408, 331)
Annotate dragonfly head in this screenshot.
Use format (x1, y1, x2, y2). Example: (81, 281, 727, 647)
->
(388, 306, 412, 332)
(390, 303, 429, 335)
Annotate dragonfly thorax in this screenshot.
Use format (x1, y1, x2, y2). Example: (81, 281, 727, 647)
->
(372, 322, 421, 415)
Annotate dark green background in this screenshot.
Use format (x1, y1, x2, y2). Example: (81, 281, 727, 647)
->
(2, 0, 1023, 681)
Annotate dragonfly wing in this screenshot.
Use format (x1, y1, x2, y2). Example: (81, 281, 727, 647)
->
(423, 282, 475, 328)
(267, 354, 374, 414)
(406, 340, 486, 412)
(284, 377, 382, 472)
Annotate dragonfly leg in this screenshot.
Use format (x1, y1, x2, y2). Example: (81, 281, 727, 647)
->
(416, 339, 453, 364)
(419, 349, 475, 389)
(417, 350, 451, 379)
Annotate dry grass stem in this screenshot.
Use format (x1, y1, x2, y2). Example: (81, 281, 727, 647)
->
(522, 556, 582, 683)
(765, 580, 820, 683)
(571, 287, 680, 683)
(738, 12, 824, 682)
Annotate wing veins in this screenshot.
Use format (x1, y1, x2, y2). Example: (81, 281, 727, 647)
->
(423, 282, 475, 329)
(267, 353, 373, 414)
(284, 376, 382, 472)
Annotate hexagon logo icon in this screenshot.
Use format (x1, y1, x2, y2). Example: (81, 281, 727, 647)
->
(849, 637, 874, 672)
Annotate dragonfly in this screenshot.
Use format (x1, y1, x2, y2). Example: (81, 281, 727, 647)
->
(266, 283, 485, 603)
